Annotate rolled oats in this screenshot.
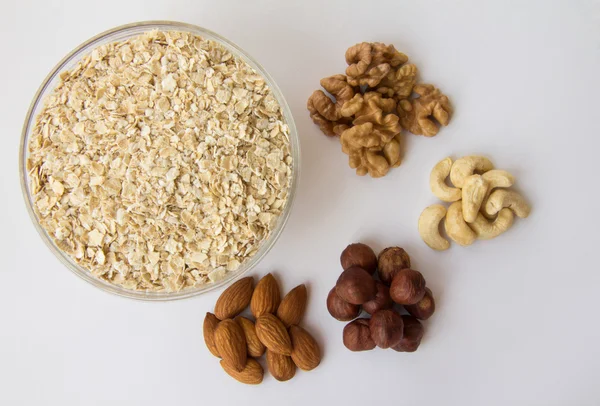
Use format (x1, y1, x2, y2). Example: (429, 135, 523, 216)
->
(27, 30, 293, 292)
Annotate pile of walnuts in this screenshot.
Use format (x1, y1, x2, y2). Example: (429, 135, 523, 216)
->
(327, 243, 436, 352)
(307, 42, 452, 178)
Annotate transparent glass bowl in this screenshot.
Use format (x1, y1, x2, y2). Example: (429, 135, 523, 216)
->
(19, 21, 300, 301)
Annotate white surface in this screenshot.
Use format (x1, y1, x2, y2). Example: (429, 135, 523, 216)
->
(2, 0, 600, 405)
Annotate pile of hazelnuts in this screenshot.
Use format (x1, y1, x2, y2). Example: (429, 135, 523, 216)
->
(326, 243, 435, 352)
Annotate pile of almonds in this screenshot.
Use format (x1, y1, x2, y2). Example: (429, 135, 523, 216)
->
(327, 243, 435, 352)
(204, 274, 320, 384)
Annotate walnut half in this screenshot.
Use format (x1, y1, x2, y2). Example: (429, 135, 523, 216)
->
(397, 84, 452, 137)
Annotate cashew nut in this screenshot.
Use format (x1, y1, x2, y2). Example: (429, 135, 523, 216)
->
(482, 169, 515, 190)
(430, 157, 461, 202)
(484, 189, 531, 218)
(462, 175, 489, 223)
(418, 204, 450, 251)
(444, 201, 477, 246)
(470, 208, 515, 240)
(450, 156, 494, 188)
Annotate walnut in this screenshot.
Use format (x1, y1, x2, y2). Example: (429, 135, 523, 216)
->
(376, 64, 418, 99)
(345, 42, 408, 87)
(340, 92, 400, 146)
(307, 75, 356, 136)
(397, 84, 452, 137)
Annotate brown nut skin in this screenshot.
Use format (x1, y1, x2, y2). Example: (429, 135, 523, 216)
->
(405, 287, 435, 320)
(362, 281, 393, 315)
(392, 315, 424, 352)
(343, 318, 376, 351)
(377, 247, 411, 285)
(340, 243, 377, 275)
(390, 269, 426, 305)
(327, 287, 361, 321)
(335, 267, 377, 305)
(369, 309, 404, 349)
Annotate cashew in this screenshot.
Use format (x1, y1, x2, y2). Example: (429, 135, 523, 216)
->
(462, 175, 489, 223)
(450, 156, 494, 188)
(482, 169, 515, 190)
(484, 189, 531, 218)
(470, 208, 515, 240)
(444, 201, 477, 246)
(430, 157, 461, 202)
(418, 204, 450, 251)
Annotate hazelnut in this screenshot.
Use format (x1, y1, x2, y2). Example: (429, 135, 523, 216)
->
(405, 287, 435, 320)
(362, 281, 393, 315)
(389, 268, 426, 305)
(340, 243, 377, 275)
(391, 316, 424, 352)
(343, 318, 376, 351)
(327, 287, 360, 321)
(335, 267, 377, 305)
(377, 247, 411, 285)
(369, 309, 404, 349)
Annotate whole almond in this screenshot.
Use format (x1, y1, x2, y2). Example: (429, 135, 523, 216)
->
(214, 319, 247, 372)
(289, 325, 321, 371)
(276, 284, 308, 327)
(266, 349, 296, 382)
(203, 312, 221, 358)
(255, 314, 292, 356)
(235, 316, 266, 358)
(220, 358, 263, 385)
(250, 273, 281, 318)
(214, 277, 254, 320)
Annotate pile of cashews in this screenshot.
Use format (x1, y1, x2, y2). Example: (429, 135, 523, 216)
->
(418, 156, 531, 250)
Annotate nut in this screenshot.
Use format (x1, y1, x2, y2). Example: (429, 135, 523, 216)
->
(397, 84, 452, 136)
(450, 156, 494, 188)
(276, 284, 308, 327)
(266, 350, 296, 382)
(335, 266, 377, 305)
(376, 64, 418, 99)
(343, 318, 376, 351)
(220, 358, 264, 385)
(250, 273, 281, 318)
(214, 277, 254, 320)
(235, 316, 266, 358)
(391, 316, 424, 352)
(390, 269, 426, 305)
(203, 312, 221, 358)
(484, 189, 531, 218)
(345, 42, 407, 87)
(362, 281, 394, 314)
(418, 204, 450, 251)
(289, 325, 321, 371)
(481, 169, 515, 190)
(340, 243, 378, 275)
(327, 287, 361, 321)
(470, 208, 515, 240)
(462, 174, 490, 223)
(430, 157, 461, 202)
(444, 201, 477, 246)
(369, 309, 404, 349)
(377, 246, 411, 285)
(405, 287, 435, 320)
(214, 319, 247, 372)
(255, 314, 293, 356)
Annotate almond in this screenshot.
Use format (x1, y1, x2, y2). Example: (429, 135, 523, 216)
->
(214, 277, 254, 320)
(214, 319, 247, 372)
(250, 273, 280, 318)
(255, 314, 292, 356)
(266, 349, 296, 382)
(203, 312, 221, 358)
(220, 358, 263, 385)
(289, 325, 321, 371)
(276, 284, 307, 327)
(235, 316, 266, 358)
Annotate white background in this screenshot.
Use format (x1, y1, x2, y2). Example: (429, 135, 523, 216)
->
(2, 0, 600, 405)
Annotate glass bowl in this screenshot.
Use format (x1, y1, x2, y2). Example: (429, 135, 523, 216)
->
(19, 21, 300, 301)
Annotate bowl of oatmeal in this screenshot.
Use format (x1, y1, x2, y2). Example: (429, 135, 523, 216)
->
(19, 21, 299, 300)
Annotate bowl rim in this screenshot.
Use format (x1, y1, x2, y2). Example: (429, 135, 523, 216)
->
(19, 20, 300, 301)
